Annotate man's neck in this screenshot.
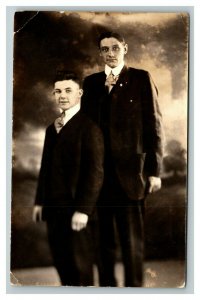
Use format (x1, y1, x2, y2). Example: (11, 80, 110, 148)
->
(105, 61, 125, 76)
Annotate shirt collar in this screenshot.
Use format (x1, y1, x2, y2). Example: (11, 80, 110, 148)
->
(105, 61, 124, 77)
(60, 103, 80, 125)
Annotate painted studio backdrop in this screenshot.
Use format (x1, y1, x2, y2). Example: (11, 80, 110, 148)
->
(11, 11, 188, 287)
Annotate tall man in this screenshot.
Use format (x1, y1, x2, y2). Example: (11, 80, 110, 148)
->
(81, 31, 164, 287)
(33, 71, 104, 286)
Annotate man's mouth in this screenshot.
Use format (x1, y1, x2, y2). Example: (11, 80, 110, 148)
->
(60, 101, 69, 104)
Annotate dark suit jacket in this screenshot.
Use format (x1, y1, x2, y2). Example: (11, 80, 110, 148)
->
(35, 111, 104, 217)
(81, 66, 164, 200)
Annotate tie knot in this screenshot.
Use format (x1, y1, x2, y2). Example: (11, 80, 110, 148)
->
(109, 71, 114, 77)
(54, 111, 65, 133)
(105, 72, 118, 92)
(60, 110, 65, 118)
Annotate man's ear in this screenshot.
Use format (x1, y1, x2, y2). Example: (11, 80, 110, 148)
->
(79, 89, 83, 97)
(124, 43, 128, 55)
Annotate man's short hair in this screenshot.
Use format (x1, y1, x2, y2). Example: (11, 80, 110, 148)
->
(98, 31, 126, 48)
(54, 71, 82, 87)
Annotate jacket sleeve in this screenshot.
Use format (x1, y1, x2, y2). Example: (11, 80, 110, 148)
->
(74, 123, 104, 216)
(141, 71, 164, 177)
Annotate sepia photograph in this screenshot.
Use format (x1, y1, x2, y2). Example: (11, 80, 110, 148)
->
(11, 10, 189, 288)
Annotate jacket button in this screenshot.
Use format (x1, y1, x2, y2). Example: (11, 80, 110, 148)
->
(130, 99, 133, 102)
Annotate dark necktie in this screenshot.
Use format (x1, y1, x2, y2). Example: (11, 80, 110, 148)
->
(105, 71, 119, 93)
(54, 111, 65, 133)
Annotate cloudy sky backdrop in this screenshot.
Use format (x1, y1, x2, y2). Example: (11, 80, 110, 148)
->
(12, 11, 189, 175)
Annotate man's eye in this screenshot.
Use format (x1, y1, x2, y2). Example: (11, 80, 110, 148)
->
(54, 90, 61, 94)
(101, 47, 109, 53)
(113, 46, 120, 51)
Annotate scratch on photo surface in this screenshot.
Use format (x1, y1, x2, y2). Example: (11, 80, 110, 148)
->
(14, 12, 39, 34)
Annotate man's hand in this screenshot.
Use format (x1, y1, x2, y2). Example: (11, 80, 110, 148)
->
(32, 205, 43, 222)
(71, 211, 88, 231)
(148, 176, 162, 194)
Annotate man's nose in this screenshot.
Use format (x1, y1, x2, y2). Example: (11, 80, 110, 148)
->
(60, 91, 66, 98)
(107, 49, 115, 56)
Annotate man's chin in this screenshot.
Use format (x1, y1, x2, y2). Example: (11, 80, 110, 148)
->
(106, 62, 118, 68)
(59, 104, 70, 110)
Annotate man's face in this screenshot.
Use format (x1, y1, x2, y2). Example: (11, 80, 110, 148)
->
(99, 37, 128, 68)
(54, 80, 83, 111)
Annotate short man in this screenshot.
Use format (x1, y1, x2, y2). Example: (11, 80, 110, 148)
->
(33, 71, 104, 286)
(81, 31, 164, 287)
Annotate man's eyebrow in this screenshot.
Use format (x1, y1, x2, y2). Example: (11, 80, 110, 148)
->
(101, 44, 120, 48)
(54, 87, 72, 90)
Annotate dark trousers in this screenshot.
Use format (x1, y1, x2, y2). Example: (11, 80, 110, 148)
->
(46, 214, 94, 286)
(97, 172, 145, 287)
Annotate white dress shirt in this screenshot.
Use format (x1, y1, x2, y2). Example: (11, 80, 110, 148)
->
(105, 61, 124, 77)
(61, 103, 80, 126)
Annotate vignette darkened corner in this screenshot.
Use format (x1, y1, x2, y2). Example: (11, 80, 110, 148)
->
(11, 11, 188, 287)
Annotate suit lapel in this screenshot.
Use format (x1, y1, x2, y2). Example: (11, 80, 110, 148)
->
(97, 72, 107, 94)
(58, 111, 81, 135)
(110, 65, 130, 96)
(98, 71, 107, 85)
(95, 72, 108, 103)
